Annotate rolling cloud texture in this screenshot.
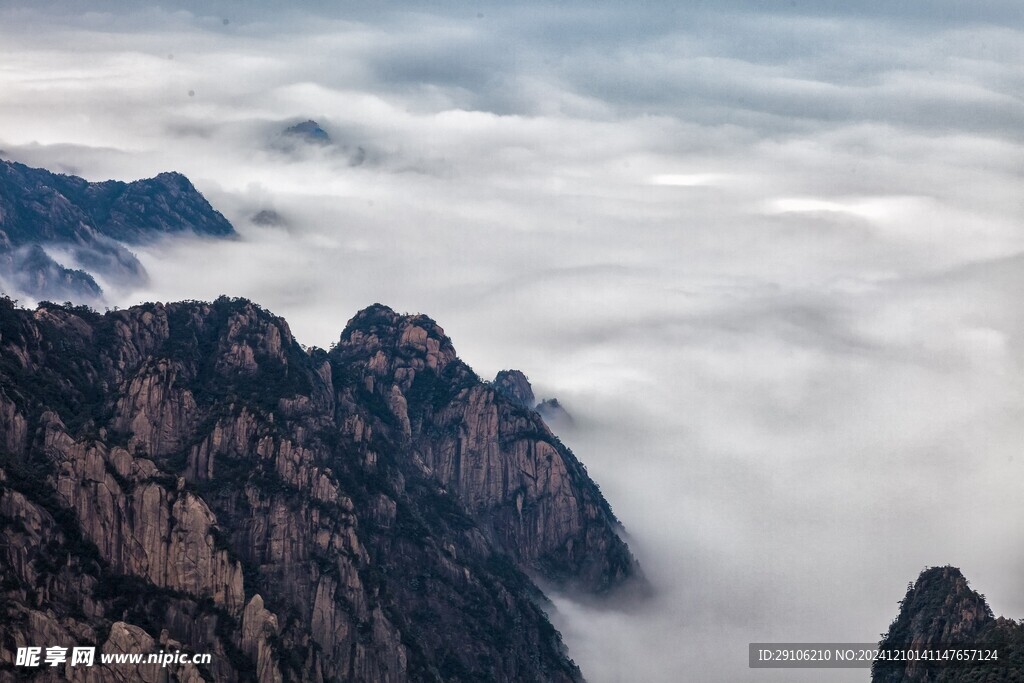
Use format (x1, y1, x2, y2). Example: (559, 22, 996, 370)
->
(2, 2, 1024, 680)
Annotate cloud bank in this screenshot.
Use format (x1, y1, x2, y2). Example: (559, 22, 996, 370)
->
(3, 2, 1024, 680)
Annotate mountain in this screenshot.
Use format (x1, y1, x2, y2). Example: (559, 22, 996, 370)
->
(494, 370, 574, 428)
(252, 209, 285, 227)
(276, 120, 366, 166)
(282, 120, 332, 146)
(3, 244, 102, 302)
(0, 159, 235, 300)
(873, 566, 1024, 682)
(493, 369, 536, 408)
(0, 296, 637, 681)
(537, 399, 574, 428)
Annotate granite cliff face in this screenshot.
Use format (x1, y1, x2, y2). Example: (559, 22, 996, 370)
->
(335, 306, 633, 591)
(0, 296, 637, 682)
(0, 159, 235, 301)
(873, 566, 1024, 682)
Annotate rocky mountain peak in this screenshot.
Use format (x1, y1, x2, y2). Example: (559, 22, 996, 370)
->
(886, 566, 993, 646)
(0, 159, 235, 244)
(493, 369, 535, 407)
(283, 119, 331, 145)
(151, 170, 190, 186)
(0, 158, 235, 302)
(872, 566, 1020, 682)
(335, 304, 459, 390)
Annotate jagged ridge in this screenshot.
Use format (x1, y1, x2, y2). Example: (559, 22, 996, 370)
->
(335, 304, 633, 591)
(0, 295, 636, 682)
(0, 159, 235, 301)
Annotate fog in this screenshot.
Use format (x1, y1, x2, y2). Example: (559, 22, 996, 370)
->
(3, 2, 1024, 681)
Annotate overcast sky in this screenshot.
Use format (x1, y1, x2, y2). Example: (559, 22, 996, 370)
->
(3, 2, 1024, 681)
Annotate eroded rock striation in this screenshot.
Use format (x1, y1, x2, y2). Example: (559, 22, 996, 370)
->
(0, 296, 636, 682)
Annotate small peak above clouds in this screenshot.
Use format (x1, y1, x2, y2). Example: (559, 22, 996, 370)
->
(283, 119, 332, 145)
(251, 209, 285, 226)
(537, 397, 574, 427)
(274, 119, 368, 167)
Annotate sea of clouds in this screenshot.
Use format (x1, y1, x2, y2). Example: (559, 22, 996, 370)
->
(2, 2, 1024, 681)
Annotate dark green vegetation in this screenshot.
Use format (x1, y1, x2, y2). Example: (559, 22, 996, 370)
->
(873, 566, 1024, 683)
(0, 295, 636, 681)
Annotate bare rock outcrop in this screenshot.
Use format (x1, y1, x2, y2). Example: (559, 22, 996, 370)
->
(335, 304, 636, 591)
(241, 596, 283, 683)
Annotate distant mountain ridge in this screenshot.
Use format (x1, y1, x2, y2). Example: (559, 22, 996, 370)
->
(283, 119, 332, 145)
(0, 159, 235, 301)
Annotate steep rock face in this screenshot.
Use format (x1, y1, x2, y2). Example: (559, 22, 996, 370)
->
(0, 159, 235, 301)
(335, 305, 635, 591)
(0, 296, 636, 682)
(873, 566, 1024, 682)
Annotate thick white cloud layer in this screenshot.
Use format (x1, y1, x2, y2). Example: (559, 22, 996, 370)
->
(3, 3, 1024, 681)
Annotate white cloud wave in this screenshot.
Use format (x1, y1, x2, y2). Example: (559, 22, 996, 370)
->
(3, 3, 1024, 681)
